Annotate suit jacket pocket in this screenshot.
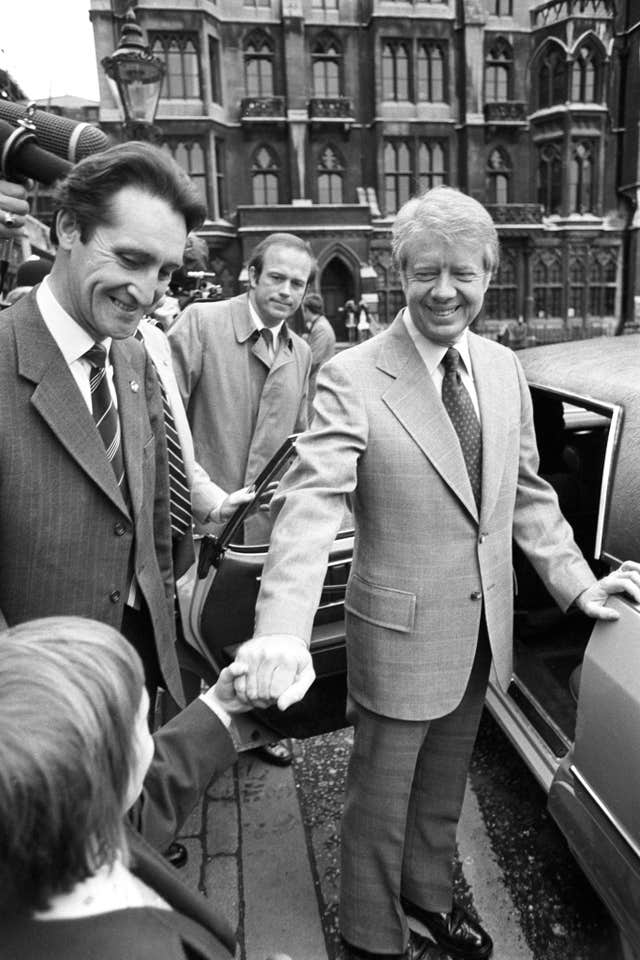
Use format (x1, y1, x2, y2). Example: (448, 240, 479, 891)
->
(345, 574, 416, 634)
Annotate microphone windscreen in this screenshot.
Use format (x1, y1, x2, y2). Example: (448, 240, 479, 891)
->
(0, 119, 72, 185)
(0, 101, 109, 162)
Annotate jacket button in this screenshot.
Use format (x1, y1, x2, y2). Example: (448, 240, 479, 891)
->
(114, 521, 126, 536)
(109, 590, 121, 603)
(470, 590, 482, 601)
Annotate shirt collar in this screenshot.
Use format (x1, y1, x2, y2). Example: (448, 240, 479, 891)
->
(403, 308, 473, 378)
(37, 276, 112, 365)
(248, 296, 286, 345)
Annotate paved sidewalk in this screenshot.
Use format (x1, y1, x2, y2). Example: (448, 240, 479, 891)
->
(175, 740, 330, 960)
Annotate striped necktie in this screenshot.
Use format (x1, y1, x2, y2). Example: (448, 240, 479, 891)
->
(83, 344, 126, 491)
(441, 347, 482, 508)
(134, 329, 192, 538)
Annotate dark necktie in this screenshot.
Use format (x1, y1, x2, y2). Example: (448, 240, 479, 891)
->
(134, 329, 191, 538)
(441, 347, 482, 508)
(83, 344, 126, 491)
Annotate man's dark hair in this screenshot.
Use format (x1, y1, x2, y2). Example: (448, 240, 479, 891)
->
(247, 232, 316, 281)
(303, 292, 324, 315)
(53, 141, 206, 242)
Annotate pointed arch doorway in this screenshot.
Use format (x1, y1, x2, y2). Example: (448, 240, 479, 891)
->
(320, 256, 355, 341)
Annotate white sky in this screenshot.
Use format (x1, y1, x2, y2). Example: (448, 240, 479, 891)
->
(2, 1, 100, 102)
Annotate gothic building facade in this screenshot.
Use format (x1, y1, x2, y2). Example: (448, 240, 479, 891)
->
(90, 0, 640, 340)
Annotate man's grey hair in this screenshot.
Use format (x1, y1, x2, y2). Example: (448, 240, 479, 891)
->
(391, 186, 499, 276)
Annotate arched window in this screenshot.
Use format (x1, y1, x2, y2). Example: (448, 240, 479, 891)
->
(588, 248, 617, 318)
(569, 140, 595, 214)
(244, 31, 274, 97)
(486, 147, 511, 203)
(417, 41, 446, 102)
(382, 41, 410, 101)
(162, 139, 207, 207)
(485, 38, 512, 102)
(569, 252, 587, 321)
(150, 33, 200, 99)
(571, 43, 600, 102)
(485, 250, 517, 321)
(537, 45, 567, 109)
(317, 146, 344, 203)
(537, 142, 562, 215)
(533, 251, 563, 319)
(383, 140, 412, 215)
(418, 140, 447, 190)
(252, 146, 279, 205)
(312, 35, 342, 98)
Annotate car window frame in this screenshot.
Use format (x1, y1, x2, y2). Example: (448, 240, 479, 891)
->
(527, 382, 622, 563)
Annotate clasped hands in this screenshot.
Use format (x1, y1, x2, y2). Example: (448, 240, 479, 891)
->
(230, 634, 315, 711)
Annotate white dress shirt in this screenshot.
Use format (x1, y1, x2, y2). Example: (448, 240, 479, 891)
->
(37, 277, 117, 411)
(402, 308, 480, 419)
(248, 298, 285, 362)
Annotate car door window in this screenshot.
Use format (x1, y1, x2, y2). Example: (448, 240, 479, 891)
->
(512, 387, 617, 745)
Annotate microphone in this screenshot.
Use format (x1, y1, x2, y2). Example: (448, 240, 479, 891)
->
(0, 101, 109, 163)
(0, 119, 71, 185)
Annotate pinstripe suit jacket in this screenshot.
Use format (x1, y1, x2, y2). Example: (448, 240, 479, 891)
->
(254, 312, 597, 720)
(0, 291, 182, 703)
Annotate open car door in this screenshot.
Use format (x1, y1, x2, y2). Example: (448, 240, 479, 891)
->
(183, 435, 353, 744)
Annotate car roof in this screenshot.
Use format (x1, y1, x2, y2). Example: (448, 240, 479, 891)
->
(518, 336, 640, 566)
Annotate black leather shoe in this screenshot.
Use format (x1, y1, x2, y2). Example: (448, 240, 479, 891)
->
(254, 740, 293, 767)
(401, 899, 492, 959)
(342, 930, 438, 960)
(163, 841, 188, 869)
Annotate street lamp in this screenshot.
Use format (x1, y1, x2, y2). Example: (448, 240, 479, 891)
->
(101, 8, 165, 141)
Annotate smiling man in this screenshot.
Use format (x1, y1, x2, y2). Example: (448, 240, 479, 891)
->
(0, 142, 206, 708)
(232, 186, 640, 960)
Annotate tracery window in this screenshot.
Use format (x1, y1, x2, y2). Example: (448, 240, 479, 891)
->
(417, 41, 446, 102)
(538, 45, 567, 109)
(485, 250, 517, 321)
(417, 140, 447, 191)
(486, 147, 511, 204)
(485, 38, 512, 102)
(312, 36, 342, 98)
(150, 33, 200, 99)
(162, 139, 207, 206)
(317, 146, 344, 204)
(244, 31, 274, 97)
(537, 142, 562, 215)
(252, 146, 279, 205)
(569, 140, 595, 214)
(570, 44, 600, 103)
(383, 140, 412, 214)
(382, 41, 410, 101)
(533, 252, 563, 319)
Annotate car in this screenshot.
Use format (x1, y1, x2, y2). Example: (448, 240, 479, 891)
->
(181, 334, 640, 957)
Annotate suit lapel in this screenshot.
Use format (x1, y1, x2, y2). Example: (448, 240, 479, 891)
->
(16, 304, 129, 515)
(468, 332, 511, 524)
(379, 315, 478, 519)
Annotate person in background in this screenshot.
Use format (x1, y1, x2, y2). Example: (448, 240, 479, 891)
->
(343, 297, 357, 343)
(0, 615, 291, 960)
(229, 186, 640, 960)
(0, 178, 31, 305)
(169, 231, 314, 768)
(0, 143, 205, 711)
(357, 299, 371, 342)
(301, 291, 336, 419)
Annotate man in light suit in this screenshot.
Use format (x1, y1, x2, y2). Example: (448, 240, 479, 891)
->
(230, 187, 640, 960)
(0, 143, 206, 708)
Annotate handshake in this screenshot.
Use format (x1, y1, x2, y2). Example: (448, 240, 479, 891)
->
(215, 635, 315, 713)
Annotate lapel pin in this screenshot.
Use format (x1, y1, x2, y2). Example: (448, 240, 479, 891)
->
(130, 380, 139, 393)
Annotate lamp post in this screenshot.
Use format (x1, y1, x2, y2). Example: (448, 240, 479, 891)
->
(101, 8, 165, 141)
